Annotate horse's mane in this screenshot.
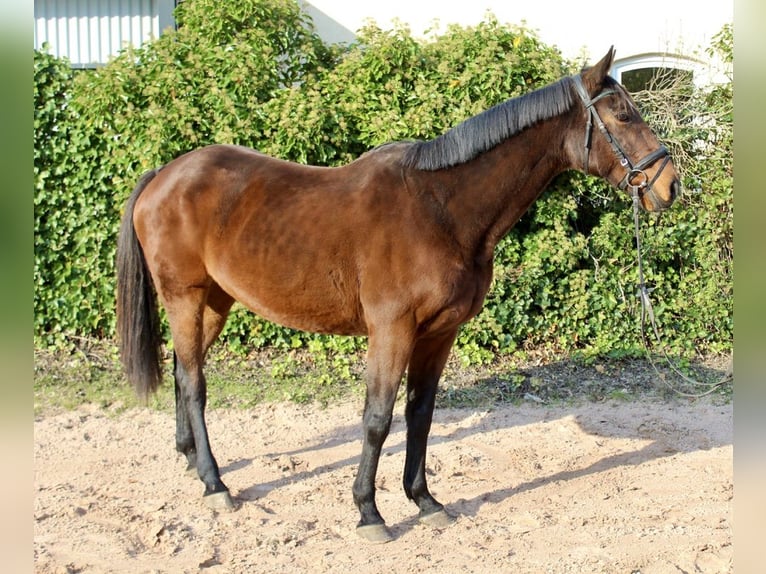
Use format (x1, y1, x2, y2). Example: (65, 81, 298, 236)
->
(402, 76, 576, 171)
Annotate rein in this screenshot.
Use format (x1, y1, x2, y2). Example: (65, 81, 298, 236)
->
(573, 73, 731, 397)
(629, 191, 732, 397)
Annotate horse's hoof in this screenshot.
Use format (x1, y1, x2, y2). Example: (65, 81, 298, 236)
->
(356, 523, 394, 543)
(419, 509, 456, 529)
(204, 491, 238, 511)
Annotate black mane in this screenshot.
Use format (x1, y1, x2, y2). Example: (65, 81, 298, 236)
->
(402, 76, 576, 170)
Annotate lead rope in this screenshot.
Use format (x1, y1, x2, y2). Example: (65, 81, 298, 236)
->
(630, 190, 732, 397)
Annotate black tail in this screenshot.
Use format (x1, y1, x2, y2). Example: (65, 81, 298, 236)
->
(116, 169, 164, 400)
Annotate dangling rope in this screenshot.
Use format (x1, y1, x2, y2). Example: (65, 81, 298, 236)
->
(630, 191, 732, 398)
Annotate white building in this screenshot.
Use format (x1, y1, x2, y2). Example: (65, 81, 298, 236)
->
(34, 0, 177, 68)
(34, 0, 731, 86)
(304, 0, 732, 87)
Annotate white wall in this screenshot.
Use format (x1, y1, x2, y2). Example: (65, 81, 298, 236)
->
(34, 0, 176, 67)
(36, 0, 732, 76)
(304, 0, 732, 63)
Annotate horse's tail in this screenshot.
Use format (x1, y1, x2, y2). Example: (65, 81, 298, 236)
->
(116, 169, 164, 400)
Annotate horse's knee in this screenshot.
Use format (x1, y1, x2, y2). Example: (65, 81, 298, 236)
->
(363, 410, 392, 444)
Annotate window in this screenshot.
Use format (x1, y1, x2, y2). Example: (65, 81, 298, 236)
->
(612, 53, 709, 92)
(620, 66, 694, 93)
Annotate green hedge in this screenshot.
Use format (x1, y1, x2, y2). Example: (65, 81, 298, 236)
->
(33, 0, 732, 363)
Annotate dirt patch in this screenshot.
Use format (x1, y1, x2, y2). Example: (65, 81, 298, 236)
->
(34, 395, 731, 573)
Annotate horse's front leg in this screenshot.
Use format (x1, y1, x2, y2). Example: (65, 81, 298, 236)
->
(353, 325, 415, 543)
(403, 329, 458, 528)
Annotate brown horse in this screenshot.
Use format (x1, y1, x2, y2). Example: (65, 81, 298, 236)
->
(116, 48, 679, 542)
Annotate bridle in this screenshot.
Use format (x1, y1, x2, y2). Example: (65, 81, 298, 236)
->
(572, 75, 671, 206)
(572, 75, 730, 397)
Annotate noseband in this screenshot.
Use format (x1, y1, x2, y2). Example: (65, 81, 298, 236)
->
(573, 75, 671, 203)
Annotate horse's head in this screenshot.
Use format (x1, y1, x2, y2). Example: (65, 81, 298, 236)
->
(571, 47, 680, 212)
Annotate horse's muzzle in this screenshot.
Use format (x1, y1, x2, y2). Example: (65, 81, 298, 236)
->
(643, 177, 680, 212)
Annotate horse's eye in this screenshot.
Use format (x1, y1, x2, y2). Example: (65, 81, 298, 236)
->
(616, 111, 631, 123)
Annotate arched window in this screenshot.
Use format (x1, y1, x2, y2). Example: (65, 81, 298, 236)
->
(611, 53, 711, 92)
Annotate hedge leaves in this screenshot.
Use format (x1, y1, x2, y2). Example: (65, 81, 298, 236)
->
(33, 1, 732, 362)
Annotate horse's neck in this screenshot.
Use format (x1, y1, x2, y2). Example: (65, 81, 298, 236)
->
(445, 118, 572, 263)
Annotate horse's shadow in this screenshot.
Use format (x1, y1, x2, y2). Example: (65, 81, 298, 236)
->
(219, 378, 731, 539)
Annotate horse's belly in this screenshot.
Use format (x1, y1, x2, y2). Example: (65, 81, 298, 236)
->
(214, 265, 367, 336)
(252, 301, 367, 336)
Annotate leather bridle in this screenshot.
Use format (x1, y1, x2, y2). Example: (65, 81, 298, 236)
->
(573, 75, 671, 205)
(571, 76, 730, 396)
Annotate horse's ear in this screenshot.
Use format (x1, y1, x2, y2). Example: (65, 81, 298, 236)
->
(582, 47, 616, 93)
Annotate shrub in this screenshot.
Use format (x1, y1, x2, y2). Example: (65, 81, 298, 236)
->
(34, 0, 334, 347)
(33, 1, 732, 363)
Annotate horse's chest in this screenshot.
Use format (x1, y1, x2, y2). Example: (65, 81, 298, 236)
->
(458, 268, 494, 319)
(420, 266, 493, 334)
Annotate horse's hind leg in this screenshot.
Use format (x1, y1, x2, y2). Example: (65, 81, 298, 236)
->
(175, 284, 234, 479)
(166, 283, 236, 510)
(174, 353, 197, 477)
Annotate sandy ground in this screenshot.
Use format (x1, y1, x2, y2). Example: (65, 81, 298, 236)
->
(34, 398, 732, 573)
